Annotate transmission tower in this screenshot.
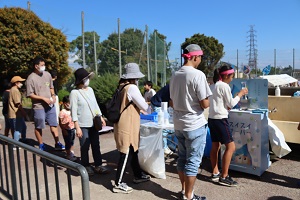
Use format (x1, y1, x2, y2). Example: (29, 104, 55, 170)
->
(247, 25, 258, 76)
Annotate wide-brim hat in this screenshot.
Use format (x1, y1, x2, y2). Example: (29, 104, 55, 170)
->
(121, 63, 145, 79)
(74, 68, 94, 85)
(11, 76, 26, 84)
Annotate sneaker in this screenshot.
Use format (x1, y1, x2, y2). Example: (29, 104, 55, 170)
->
(191, 194, 207, 200)
(210, 172, 221, 182)
(94, 165, 110, 174)
(67, 151, 77, 162)
(179, 191, 186, 200)
(164, 147, 173, 155)
(55, 142, 65, 150)
(113, 182, 133, 194)
(219, 175, 238, 187)
(180, 193, 206, 200)
(39, 143, 46, 151)
(133, 172, 150, 183)
(13, 145, 21, 151)
(85, 166, 94, 176)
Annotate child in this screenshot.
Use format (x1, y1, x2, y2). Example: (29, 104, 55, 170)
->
(143, 81, 156, 104)
(59, 96, 76, 161)
(208, 65, 248, 187)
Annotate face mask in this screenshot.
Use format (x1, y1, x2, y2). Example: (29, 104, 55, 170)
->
(39, 65, 46, 73)
(83, 78, 90, 87)
(17, 83, 23, 88)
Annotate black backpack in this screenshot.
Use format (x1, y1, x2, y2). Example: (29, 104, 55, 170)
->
(105, 83, 133, 123)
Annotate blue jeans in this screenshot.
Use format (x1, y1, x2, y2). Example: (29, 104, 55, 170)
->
(9, 117, 27, 141)
(175, 125, 207, 176)
(79, 127, 102, 167)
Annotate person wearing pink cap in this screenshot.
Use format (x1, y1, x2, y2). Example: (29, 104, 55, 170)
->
(208, 65, 248, 187)
(170, 44, 212, 200)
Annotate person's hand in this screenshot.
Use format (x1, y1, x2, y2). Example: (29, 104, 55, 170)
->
(140, 110, 148, 115)
(76, 127, 83, 138)
(0, 124, 2, 130)
(101, 117, 106, 127)
(52, 96, 56, 104)
(43, 97, 53, 105)
(239, 88, 248, 96)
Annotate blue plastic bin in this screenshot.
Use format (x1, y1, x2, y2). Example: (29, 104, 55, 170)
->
(140, 112, 158, 122)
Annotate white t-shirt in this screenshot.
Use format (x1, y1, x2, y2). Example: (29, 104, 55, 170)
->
(170, 66, 212, 131)
(144, 88, 156, 102)
(128, 85, 148, 112)
(208, 81, 240, 119)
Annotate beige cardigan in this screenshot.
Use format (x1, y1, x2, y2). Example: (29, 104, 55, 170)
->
(114, 84, 140, 154)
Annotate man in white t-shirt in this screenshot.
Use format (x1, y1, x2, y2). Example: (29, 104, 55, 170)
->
(170, 44, 212, 200)
(143, 81, 156, 104)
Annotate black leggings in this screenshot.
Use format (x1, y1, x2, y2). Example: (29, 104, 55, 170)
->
(115, 145, 143, 185)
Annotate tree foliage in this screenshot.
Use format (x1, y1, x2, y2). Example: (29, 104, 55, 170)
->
(69, 31, 101, 72)
(182, 34, 224, 75)
(0, 7, 72, 88)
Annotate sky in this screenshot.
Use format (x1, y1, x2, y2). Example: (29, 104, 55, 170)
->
(1, 0, 300, 70)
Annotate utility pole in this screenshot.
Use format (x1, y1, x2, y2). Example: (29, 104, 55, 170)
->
(237, 49, 239, 78)
(293, 48, 295, 77)
(154, 30, 157, 85)
(27, 1, 31, 11)
(118, 18, 122, 78)
(146, 25, 150, 81)
(163, 40, 166, 87)
(274, 49, 276, 75)
(81, 11, 86, 68)
(94, 32, 98, 76)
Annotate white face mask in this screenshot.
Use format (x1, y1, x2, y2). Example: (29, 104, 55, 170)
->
(17, 83, 23, 88)
(39, 65, 46, 73)
(83, 78, 90, 87)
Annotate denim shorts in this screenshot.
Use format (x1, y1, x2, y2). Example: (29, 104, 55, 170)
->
(33, 106, 58, 129)
(175, 125, 207, 176)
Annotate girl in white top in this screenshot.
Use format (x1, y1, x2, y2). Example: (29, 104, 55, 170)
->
(208, 65, 248, 187)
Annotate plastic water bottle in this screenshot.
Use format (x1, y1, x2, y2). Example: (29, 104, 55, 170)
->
(168, 107, 174, 124)
(241, 82, 247, 100)
(157, 108, 164, 125)
(275, 86, 281, 96)
(163, 110, 169, 125)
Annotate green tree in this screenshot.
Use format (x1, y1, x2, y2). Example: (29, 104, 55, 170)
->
(182, 34, 224, 75)
(69, 31, 101, 72)
(0, 7, 72, 88)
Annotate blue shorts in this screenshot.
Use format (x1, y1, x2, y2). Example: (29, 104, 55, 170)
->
(208, 118, 233, 144)
(175, 125, 207, 176)
(33, 106, 58, 129)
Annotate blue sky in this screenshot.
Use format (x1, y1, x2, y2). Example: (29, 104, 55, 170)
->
(1, 0, 300, 69)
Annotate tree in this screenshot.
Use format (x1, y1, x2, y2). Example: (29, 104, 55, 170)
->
(182, 34, 224, 75)
(99, 28, 145, 75)
(69, 31, 101, 72)
(0, 7, 72, 89)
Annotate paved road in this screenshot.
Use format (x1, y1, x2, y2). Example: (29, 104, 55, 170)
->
(0, 118, 300, 200)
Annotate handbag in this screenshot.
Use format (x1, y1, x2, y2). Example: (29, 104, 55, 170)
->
(79, 90, 102, 131)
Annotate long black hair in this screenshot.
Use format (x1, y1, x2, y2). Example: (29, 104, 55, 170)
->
(213, 65, 233, 83)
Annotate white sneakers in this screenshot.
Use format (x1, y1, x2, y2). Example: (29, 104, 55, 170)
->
(113, 182, 133, 194)
(164, 147, 173, 155)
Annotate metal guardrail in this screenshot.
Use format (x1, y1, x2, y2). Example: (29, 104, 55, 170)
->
(0, 134, 90, 200)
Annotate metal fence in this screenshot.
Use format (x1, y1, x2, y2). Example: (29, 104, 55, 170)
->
(0, 134, 90, 200)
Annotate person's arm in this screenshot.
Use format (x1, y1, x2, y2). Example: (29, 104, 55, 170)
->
(200, 98, 210, 109)
(128, 85, 148, 112)
(50, 88, 56, 103)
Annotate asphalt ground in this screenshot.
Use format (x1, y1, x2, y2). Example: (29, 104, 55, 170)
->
(0, 117, 300, 200)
